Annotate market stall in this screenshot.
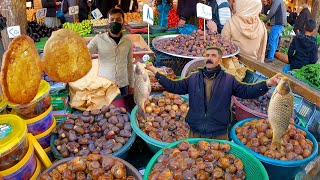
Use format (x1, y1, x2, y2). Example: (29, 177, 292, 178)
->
(0, 0, 319, 180)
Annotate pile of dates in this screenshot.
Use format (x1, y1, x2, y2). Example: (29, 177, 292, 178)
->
(53, 105, 132, 158)
(137, 91, 190, 143)
(133, 45, 148, 52)
(149, 141, 246, 180)
(236, 92, 272, 114)
(236, 119, 314, 160)
(39, 154, 136, 180)
(155, 30, 238, 57)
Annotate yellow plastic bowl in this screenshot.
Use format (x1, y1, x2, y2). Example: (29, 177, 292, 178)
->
(0, 134, 37, 180)
(30, 158, 41, 180)
(34, 117, 56, 149)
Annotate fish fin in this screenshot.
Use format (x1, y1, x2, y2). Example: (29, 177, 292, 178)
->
(271, 139, 282, 150)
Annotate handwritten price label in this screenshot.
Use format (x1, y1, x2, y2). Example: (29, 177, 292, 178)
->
(69, 6, 79, 15)
(196, 3, 212, 20)
(36, 8, 47, 19)
(92, 8, 103, 19)
(7, 26, 21, 38)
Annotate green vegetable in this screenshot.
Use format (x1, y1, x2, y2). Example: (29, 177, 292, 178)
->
(282, 23, 294, 37)
(293, 64, 320, 90)
(279, 47, 288, 54)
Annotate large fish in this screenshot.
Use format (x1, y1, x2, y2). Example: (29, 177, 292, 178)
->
(268, 77, 294, 150)
(134, 62, 151, 119)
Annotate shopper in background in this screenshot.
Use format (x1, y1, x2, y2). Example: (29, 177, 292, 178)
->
(288, 7, 297, 26)
(287, 6, 293, 25)
(177, 0, 199, 27)
(288, 19, 318, 70)
(87, 8, 133, 96)
(62, 0, 79, 22)
(262, 0, 287, 62)
(206, 0, 232, 34)
(118, 0, 138, 13)
(209, 0, 267, 62)
(294, 4, 312, 35)
(78, 0, 90, 22)
(146, 46, 282, 139)
(95, 0, 118, 18)
(42, 0, 62, 28)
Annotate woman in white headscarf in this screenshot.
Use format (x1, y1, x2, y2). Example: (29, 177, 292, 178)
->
(209, 0, 267, 62)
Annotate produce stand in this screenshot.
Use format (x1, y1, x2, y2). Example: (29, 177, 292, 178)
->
(238, 54, 320, 107)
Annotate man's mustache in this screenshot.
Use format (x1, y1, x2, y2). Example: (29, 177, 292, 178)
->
(206, 60, 213, 64)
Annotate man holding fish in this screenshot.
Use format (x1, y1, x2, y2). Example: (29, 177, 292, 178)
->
(146, 46, 286, 140)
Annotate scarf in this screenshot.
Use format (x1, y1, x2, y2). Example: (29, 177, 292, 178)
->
(202, 66, 221, 79)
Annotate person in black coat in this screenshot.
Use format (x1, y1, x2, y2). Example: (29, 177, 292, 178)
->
(118, 0, 138, 13)
(294, 4, 312, 34)
(146, 47, 282, 139)
(42, 0, 62, 27)
(177, 0, 199, 27)
(95, 0, 118, 18)
(289, 19, 318, 70)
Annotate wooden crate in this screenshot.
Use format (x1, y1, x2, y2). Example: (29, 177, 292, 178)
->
(127, 34, 154, 63)
(34, 0, 42, 10)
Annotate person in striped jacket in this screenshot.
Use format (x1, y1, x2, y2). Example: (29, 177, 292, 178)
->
(206, 0, 232, 33)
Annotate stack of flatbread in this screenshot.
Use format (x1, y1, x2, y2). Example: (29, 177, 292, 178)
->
(221, 56, 247, 82)
(1, 29, 92, 105)
(69, 59, 120, 110)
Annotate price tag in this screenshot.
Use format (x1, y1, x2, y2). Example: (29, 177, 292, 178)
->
(91, 8, 103, 19)
(36, 8, 47, 19)
(26, 2, 32, 8)
(7, 26, 21, 38)
(142, 54, 150, 62)
(143, 4, 154, 25)
(196, 3, 212, 20)
(69, 6, 79, 15)
(267, 10, 270, 14)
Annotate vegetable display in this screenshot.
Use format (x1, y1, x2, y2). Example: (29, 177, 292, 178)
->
(293, 64, 320, 90)
(136, 92, 190, 143)
(39, 154, 136, 180)
(282, 23, 294, 37)
(27, 21, 59, 42)
(167, 8, 179, 28)
(235, 119, 314, 160)
(149, 141, 246, 180)
(155, 30, 238, 57)
(52, 105, 132, 158)
(62, 20, 92, 36)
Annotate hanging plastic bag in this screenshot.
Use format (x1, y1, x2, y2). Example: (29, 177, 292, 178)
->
(178, 24, 198, 34)
(157, 0, 170, 27)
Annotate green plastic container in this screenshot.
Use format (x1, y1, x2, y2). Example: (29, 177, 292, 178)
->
(130, 94, 189, 153)
(144, 138, 269, 180)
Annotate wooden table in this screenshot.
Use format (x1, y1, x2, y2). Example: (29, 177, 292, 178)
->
(238, 54, 320, 107)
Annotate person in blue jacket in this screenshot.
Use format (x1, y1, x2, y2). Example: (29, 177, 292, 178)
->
(146, 46, 282, 140)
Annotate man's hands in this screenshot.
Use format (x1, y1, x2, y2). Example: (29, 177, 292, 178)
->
(56, 1, 62, 6)
(266, 73, 283, 87)
(178, 19, 186, 27)
(146, 62, 158, 74)
(207, 20, 217, 32)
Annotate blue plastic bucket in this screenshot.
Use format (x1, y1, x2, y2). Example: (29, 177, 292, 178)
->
(231, 118, 318, 180)
(130, 94, 189, 153)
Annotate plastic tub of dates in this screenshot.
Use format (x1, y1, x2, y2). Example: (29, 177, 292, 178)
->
(50, 105, 136, 160)
(8, 80, 51, 119)
(131, 92, 190, 153)
(39, 154, 142, 180)
(144, 138, 269, 180)
(231, 118, 318, 180)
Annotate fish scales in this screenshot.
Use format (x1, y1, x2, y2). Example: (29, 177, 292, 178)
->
(268, 78, 294, 150)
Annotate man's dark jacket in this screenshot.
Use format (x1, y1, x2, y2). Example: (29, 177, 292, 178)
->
(155, 67, 269, 136)
(288, 34, 318, 70)
(95, 0, 118, 18)
(294, 8, 312, 34)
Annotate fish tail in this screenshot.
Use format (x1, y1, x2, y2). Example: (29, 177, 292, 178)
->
(271, 135, 282, 150)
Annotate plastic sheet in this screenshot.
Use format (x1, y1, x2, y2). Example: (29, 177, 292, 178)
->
(177, 24, 198, 34)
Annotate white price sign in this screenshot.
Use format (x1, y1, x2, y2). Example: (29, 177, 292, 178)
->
(196, 3, 212, 20)
(91, 8, 103, 19)
(36, 8, 47, 19)
(69, 6, 79, 15)
(143, 4, 154, 25)
(26, 2, 32, 8)
(7, 26, 21, 38)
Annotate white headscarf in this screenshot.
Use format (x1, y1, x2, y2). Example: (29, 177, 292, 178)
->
(234, 0, 262, 17)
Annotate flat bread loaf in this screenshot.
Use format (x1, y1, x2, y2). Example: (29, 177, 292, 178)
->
(42, 29, 92, 82)
(1, 35, 42, 104)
